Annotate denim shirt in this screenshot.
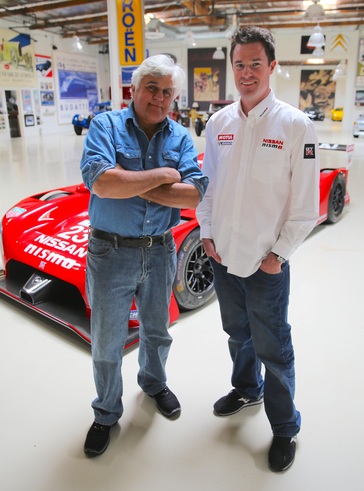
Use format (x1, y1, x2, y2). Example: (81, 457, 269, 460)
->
(80, 104, 208, 236)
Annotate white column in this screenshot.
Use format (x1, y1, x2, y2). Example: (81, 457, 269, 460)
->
(107, 0, 121, 110)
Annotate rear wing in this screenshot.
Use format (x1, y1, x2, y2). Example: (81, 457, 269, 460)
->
(319, 142, 354, 169)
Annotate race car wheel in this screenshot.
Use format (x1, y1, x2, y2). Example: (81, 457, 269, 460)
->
(74, 125, 83, 135)
(327, 173, 346, 223)
(173, 228, 215, 311)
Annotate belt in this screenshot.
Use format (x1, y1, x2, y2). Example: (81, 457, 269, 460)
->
(89, 228, 172, 248)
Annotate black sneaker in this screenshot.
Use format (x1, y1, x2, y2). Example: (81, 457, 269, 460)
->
(213, 389, 264, 416)
(150, 387, 181, 418)
(268, 436, 297, 472)
(84, 422, 113, 457)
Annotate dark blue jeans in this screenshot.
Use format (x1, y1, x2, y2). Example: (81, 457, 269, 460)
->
(211, 259, 301, 437)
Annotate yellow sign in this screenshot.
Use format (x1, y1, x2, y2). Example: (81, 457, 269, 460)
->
(116, 0, 145, 66)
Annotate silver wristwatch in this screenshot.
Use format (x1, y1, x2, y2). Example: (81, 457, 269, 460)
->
(273, 253, 285, 263)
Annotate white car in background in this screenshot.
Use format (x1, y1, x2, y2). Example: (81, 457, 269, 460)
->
(353, 114, 364, 138)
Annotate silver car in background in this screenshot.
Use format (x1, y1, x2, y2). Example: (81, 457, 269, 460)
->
(353, 114, 364, 138)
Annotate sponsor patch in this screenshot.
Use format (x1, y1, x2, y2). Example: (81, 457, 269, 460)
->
(218, 134, 234, 145)
(304, 144, 316, 159)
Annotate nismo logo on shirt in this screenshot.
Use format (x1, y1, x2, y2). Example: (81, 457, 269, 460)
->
(218, 134, 234, 145)
(261, 139, 284, 150)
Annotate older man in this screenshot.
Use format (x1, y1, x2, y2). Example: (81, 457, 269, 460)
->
(81, 54, 208, 457)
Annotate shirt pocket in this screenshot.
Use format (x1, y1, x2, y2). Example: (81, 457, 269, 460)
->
(251, 147, 287, 184)
(116, 145, 142, 170)
(162, 149, 180, 169)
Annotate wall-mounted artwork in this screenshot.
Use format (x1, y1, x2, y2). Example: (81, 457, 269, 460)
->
(53, 51, 99, 124)
(188, 48, 227, 111)
(0, 30, 36, 88)
(355, 90, 364, 106)
(300, 69, 335, 118)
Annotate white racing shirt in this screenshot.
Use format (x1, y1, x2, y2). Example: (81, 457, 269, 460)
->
(196, 90, 320, 278)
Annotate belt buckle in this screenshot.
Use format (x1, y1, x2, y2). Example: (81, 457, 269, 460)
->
(146, 236, 153, 248)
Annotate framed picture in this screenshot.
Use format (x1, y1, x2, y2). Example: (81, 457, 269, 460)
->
(24, 114, 35, 126)
(355, 90, 364, 106)
(299, 69, 335, 118)
(188, 48, 227, 111)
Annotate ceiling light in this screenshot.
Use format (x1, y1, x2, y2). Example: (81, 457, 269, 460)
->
(312, 47, 325, 57)
(186, 30, 196, 47)
(307, 25, 325, 48)
(145, 17, 165, 39)
(212, 47, 225, 60)
(304, 0, 326, 20)
(332, 59, 347, 80)
(72, 35, 83, 52)
(276, 64, 290, 79)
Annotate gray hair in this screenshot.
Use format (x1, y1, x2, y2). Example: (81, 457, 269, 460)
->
(131, 54, 186, 98)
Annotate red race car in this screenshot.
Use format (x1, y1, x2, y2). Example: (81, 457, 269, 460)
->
(0, 192, 214, 348)
(0, 142, 352, 347)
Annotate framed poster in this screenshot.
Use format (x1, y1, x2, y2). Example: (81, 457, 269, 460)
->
(0, 30, 37, 88)
(53, 51, 99, 124)
(355, 90, 364, 106)
(188, 48, 227, 111)
(299, 69, 335, 118)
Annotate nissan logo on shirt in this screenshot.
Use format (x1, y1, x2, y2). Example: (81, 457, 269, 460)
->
(261, 139, 284, 150)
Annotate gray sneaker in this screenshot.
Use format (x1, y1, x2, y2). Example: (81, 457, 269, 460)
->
(213, 389, 263, 416)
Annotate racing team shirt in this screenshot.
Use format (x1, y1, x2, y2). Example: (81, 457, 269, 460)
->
(196, 90, 320, 278)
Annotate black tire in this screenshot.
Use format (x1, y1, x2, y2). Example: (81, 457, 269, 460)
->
(326, 173, 346, 223)
(74, 125, 82, 135)
(173, 228, 215, 311)
(195, 119, 203, 137)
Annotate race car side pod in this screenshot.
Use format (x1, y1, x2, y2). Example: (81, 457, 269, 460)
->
(20, 273, 53, 305)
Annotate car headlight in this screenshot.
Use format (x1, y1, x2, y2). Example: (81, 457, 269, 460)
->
(78, 115, 85, 122)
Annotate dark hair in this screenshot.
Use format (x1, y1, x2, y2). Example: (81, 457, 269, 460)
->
(230, 27, 276, 65)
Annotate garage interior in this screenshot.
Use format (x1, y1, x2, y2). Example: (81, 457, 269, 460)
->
(0, 2, 364, 491)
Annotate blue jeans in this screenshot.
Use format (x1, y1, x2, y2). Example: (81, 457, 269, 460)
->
(211, 259, 301, 437)
(86, 232, 176, 426)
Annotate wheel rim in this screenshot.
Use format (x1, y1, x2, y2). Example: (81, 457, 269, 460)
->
(185, 242, 214, 297)
(332, 183, 344, 215)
